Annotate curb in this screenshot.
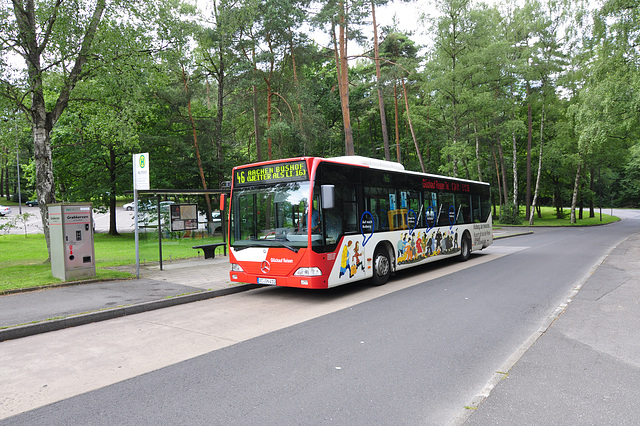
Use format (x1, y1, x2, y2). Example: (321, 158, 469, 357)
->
(493, 231, 534, 240)
(0, 284, 262, 343)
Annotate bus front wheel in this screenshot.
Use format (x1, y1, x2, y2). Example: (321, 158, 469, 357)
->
(371, 246, 391, 286)
(459, 234, 471, 262)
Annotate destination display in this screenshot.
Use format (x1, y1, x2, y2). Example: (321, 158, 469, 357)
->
(234, 160, 308, 187)
(422, 177, 471, 193)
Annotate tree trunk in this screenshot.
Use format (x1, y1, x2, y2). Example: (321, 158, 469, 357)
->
(33, 116, 56, 255)
(371, 0, 390, 160)
(497, 135, 508, 206)
(333, 7, 354, 155)
(265, 38, 275, 160)
(183, 67, 213, 222)
(570, 161, 582, 224)
(266, 83, 273, 160)
(474, 121, 483, 182)
(215, 55, 224, 181)
(394, 81, 401, 163)
(526, 82, 532, 220)
(290, 40, 306, 153)
(512, 129, 518, 209)
(493, 146, 503, 210)
(252, 85, 262, 162)
(529, 102, 545, 225)
(401, 78, 425, 173)
(589, 168, 595, 218)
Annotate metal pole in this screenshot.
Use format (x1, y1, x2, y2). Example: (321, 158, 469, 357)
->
(157, 195, 163, 271)
(15, 117, 22, 214)
(134, 188, 140, 279)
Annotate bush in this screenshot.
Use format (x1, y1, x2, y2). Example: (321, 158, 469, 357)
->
(499, 203, 522, 225)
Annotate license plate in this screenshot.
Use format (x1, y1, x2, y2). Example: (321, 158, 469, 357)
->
(258, 277, 276, 285)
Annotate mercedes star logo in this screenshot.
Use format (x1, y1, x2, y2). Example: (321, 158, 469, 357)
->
(261, 260, 271, 274)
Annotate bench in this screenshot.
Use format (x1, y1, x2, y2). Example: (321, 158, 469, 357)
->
(192, 243, 227, 259)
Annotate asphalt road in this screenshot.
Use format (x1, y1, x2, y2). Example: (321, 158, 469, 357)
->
(1, 205, 137, 234)
(1, 213, 638, 424)
(2, 205, 218, 235)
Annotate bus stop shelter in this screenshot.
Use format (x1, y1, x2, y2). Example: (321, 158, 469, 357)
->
(128, 189, 229, 274)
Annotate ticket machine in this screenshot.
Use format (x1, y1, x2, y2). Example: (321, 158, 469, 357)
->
(49, 204, 96, 281)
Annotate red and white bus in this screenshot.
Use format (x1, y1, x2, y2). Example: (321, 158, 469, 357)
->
(229, 156, 492, 289)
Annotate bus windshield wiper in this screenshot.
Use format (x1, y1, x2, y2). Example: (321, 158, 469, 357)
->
(272, 240, 299, 253)
(233, 240, 299, 253)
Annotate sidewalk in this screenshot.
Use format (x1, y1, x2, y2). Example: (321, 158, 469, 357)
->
(461, 231, 640, 424)
(0, 256, 260, 342)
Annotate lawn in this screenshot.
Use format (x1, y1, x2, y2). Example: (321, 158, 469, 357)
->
(494, 206, 619, 226)
(0, 232, 226, 292)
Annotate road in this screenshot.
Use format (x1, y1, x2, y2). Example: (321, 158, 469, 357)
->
(1, 211, 638, 424)
(1, 205, 137, 235)
(2, 206, 218, 235)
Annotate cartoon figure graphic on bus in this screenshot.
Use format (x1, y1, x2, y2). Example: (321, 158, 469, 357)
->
(416, 232, 424, 258)
(435, 230, 443, 254)
(397, 234, 407, 259)
(339, 240, 353, 278)
(352, 241, 365, 275)
(396, 227, 463, 265)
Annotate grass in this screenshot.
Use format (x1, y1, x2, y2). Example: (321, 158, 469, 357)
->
(0, 231, 226, 292)
(495, 206, 619, 227)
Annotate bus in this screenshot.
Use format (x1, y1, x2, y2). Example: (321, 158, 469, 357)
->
(228, 156, 492, 289)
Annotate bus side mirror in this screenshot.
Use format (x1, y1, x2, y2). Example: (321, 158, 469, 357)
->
(321, 185, 335, 209)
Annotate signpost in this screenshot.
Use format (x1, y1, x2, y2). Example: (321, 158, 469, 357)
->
(133, 153, 150, 278)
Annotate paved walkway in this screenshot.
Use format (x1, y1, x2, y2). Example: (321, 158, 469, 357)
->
(461, 231, 640, 424)
(0, 256, 259, 342)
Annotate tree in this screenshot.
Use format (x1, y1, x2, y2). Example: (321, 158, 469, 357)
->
(371, 0, 391, 160)
(0, 0, 196, 254)
(379, 32, 419, 165)
(568, 0, 640, 222)
(314, 0, 371, 156)
(1, 0, 108, 256)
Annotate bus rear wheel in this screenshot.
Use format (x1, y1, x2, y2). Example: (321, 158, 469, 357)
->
(459, 234, 471, 262)
(371, 246, 391, 286)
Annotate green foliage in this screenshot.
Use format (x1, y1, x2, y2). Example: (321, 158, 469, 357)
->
(499, 203, 523, 225)
(1, 0, 639, 227)
(620, 144, 640, 207)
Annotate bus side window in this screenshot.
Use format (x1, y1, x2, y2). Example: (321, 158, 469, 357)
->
(438, 192, 454, 227)
(342, 186, 358, 233)
(423, 191, 437, 228)
(364, 186, 390, 231)
(457, 195, 471, 224)
(405, 190, 422, 228)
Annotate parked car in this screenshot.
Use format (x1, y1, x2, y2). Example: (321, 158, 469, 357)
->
(159, 201, 176, 212)
(0, 205, 12, 216)
(25, 200, 38, 207)
(123, 201, 153, 211)
(210, 211, 223, 232)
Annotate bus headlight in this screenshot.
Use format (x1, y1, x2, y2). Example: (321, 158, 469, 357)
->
(231, 263, 244, 272)
(293, 267, 322, 277)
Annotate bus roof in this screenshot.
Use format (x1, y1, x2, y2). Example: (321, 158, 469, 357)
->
(327, 156, 406, 172)
(324, 156, 489, 187)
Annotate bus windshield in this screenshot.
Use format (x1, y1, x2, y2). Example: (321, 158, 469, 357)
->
(230, 181, 313, 250)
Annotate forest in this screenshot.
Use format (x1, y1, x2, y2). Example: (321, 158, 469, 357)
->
(1, 0, 639, 245)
